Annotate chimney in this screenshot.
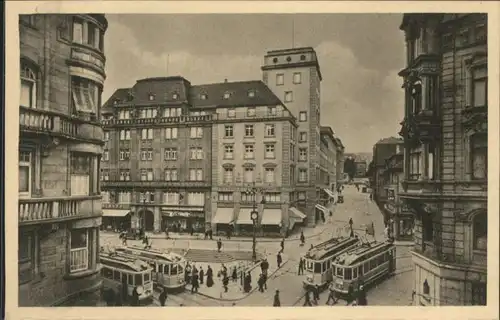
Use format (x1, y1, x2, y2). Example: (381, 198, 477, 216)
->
(224, 78, 228, 83)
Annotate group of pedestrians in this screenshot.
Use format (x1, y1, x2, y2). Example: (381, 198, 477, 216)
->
(302, 282, 368, 307)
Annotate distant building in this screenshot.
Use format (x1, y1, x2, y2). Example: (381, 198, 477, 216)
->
(319, 126, 339, 204)
(333, 137, 345, 188)
(19, 14, 108, 306)
(354, 160, 368, 178)
(398, 13, 487, 305)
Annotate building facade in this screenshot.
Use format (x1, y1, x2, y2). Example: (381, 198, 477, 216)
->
(261, 47, 324, 225)
(398, 13, 487, 305)
(319, 126, 338, 205)
(333, 137, 345, 187)
(355, 160, 368, 178)
(19, 14, 108, 306)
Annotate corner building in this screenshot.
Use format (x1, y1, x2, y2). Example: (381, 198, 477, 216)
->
(18, 14, 108, 306)
(262, 47, 324, 225)
(398, 14, 487, 305)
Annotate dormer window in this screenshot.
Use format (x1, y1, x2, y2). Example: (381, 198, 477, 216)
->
(223, 92, 231, 100)
(248, 90, 255, 98)
(273, 57, 278, 63)
(300, 55, 306, 61)
(172, 93, 179, 100)
(148, 94, 155, 101)
(286, 56, 292, 62)
(200, 93, 208, 100)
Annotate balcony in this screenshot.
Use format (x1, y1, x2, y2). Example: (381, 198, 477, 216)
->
(401, 179, 441, 197)
(68, 46, 105, 77)
(20, 107, 103, 144)
(101, 180, 211, 188)
(103, 114, 215, 128)
(413, 109, 441, 142)
(462, 105, 487, 134)
(18, 195, 102, 225)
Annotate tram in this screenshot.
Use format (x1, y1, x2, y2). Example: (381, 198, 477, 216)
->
(329, 240, 396, 298)
(114, 245, 187, 292)
(302, 236, 361, 290)
(99, 252, 154, 304)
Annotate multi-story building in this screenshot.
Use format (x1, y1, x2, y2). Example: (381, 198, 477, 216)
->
(398, 13, 487, 305)
(381, 152, 414, 241)
(261, 47, 325, 224)
(18, 14, 108, 306)
(371, 137, 404, 218)
(333, 137, 345, 187)
(355, 160, 368, 178)
(318, 126, 338, 205)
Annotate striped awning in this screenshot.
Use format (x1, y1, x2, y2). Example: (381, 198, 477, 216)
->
(289, 207, 306, 219)
(261, 209, 282, 226)
(236, 208, 254, 225)
(212, 208, 234, 224)
(315, 204, 329, 214)
(102, 209, 131, 218)
(323, 188, 336, 199)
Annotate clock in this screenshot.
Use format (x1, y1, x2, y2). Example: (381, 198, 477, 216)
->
(251, 211, 258, 221)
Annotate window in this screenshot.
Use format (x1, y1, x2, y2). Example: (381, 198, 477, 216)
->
(247, 108, 256, 117)
(163, 108, 182, 118)
(224, 145, 234, 159)
(241, 192, 253, 203)
(118, 110, 132, 120)
(148, 94, 155, 101)
(265, 124, 275, 136)
(264, 193, 281, 203)
(119, 149, 130, 161)
(244, 144, 254, 159)
(224, 125, 234, 138)
(119, 169, 130, 181)
(299, 132, 307, 142)
(422, 214, 433, 242)
(265, 168, 275, 183)
(218, 192, 234, 202)
(71, 77, 100, 118)
(102, 150, 109, 161)
(19, 231, 37, 283)
(189, 169, 203, 181)
(118, 191, 131, 204)
(471, 67, 487, 108)
(70, 229, 89, 273)
(276, 74, 284, 86)
(293, 72, 302, 84)
(100, 169, 109, 181)
(290, 144, 295, 161)
(172, 93, 179, 100)
(19, 151, 32, 196)
(101, 191, 110, 203)
(268, 107, 277, 116)
(190, 147, 204, 160)
(409, 152, 421, 180)
(299, 168, 308, 182)
(139, 191, 155, 203)
(284, 91, 293, 102)
(140, 108, 157, 118)
(471, 282, 487, 305)
(188, 192, 205, 206)
(103, 131, 110, 141)
(164, 148, 177, 160)
(428, 144, 435, 179)
(473, 211, 487, 251)
(119, 129, 131, 141)
(20, 63, 37, 108)
(163, 192, 180, 205)
(411, 81, 422, 114)
(71, 153, 95, 196)
(244, 167, 254, 183)
(298, 191, 306, 200)
(299, 148, 307, 161)
(140, 169, 154, 181)
(223, 167, 233, 184)
(189, 127, 203, 139)
(265, 144, 275, 159)
(140, 149, 153, 161)
(141, 128, 153, 140)
(200, 93, 208, 100)
(223, 92, 231, 99)
(164, 169, 178, 181)
(165, 127, 178, 140)
(248, 90, 255, 98)
(344, 268, 352, 280)
(245, 125, 254, 137)
(73, 19, 84, 44)
(299, 112, 307, 122)
(471, 135, 487, 178)
(227, 109, 236, 118)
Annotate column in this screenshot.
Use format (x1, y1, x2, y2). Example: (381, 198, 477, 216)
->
(422, 144, 429, 180)
(154, 206, 161, 233)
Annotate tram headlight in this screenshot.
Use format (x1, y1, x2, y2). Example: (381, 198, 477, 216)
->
(135, 286, 144, 295)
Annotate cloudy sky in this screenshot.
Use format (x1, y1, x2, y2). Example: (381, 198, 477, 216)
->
(103, 14, 406, 153)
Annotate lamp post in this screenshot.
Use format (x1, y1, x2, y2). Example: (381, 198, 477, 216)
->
(244, 180, 265, 262)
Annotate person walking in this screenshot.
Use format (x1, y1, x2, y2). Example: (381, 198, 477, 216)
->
(303, 290, 313, 306)
(159, 287, 168, 306)
(257, 273, 265, 293)
(244, 271, 252, 293)
(313, 284, 320, 305)
(325, 283, 338, 305)
(222, 274, 229, 293)
(345, 283, 355, 305)
(206, 265, 214, 288)
(217, 238, 222, 252)
(300, 231, 305, 246)
(280, 238, 285, 253)
(356, 285, 368, 306)
(199, 266, 204, 285)
(191, 271, 199, 293)
(273, 290, 281, 307)
(298, 257, 304, 275)
(232, 266, 238, 282)
(209, 228, 213, 240)
(276, 252, 283, 268)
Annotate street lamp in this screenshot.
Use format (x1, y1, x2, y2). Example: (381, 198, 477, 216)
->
(244, 180, 265, 262)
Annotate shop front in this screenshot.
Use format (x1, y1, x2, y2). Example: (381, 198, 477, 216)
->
(384, 202, 414, 241)
(260, 208, 283, 237)
(315, 204, 329, 223)
(212, 207, 235, 236)
(101, 209, 131, 232)
(322, 188, 336, 205)
(235, 208, 255, 236)
(288, 207, 307, 233)
(161, 207, 205, 233)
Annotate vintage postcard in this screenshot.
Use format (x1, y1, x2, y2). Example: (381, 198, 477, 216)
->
(3, 1, 499, 320)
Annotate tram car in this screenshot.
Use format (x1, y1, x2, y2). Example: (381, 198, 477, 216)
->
(330, 240, 396, 298)
(99, 252, 154, 305)
(302, 236, 361, 290)
(115, 245, 187, 292)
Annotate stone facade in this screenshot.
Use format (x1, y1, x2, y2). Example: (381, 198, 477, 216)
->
(18, 14, 108, 306)
(398, 13, 487, 306)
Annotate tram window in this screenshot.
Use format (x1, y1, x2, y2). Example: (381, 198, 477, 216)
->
(353, 268, 358, 279)
(344, 268, 352, 280)
(144, 273, 150, 283)
(323, 262, 327, 271)
(332, 265, 336, 274)
(363, 262, 369, 273)
(358, 266, 363, 276)
(384, 252, 389, 261)
(113, 270, 121, 281)
(102, 267, 113, 279)
(164, 265, 170, 275)
(378, 255, 384, 264)
(307, 261, 313, 271)
(135, 274, 143, 286)
(128, 274, 134, 285)
(171, 265, 178, 275)
(336, 267, 343, 278)
(370, 259, 377, 269)
(327, 260, 331, 269)
(314, 263, 322, 273)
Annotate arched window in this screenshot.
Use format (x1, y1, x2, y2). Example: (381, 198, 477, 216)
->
(473, 210, 487, 251)
(20, 62, 37, 108)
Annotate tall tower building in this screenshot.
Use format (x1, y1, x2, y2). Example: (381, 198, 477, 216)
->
(262, 47, 323, 225)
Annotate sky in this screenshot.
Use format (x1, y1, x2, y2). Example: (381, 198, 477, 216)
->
(103, 14, 406, 153)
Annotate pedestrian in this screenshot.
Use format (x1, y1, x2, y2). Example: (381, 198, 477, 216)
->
(273, 290, 281, 307)
(199, 266, 204, 285)
(191, 271, 199, 293)
(346, 283, 355, 305)
(130, 287, 139, 306)
(190, 226, 194, 236)
(232, 266, 238, 282)
(206, 265, 214, 288)
(185, 263, 192, 284)
(325, 283, 338, 305)
(262, 271, 268, 290)
(303, 290, 313, 306)
(243, 272, 252, 292)
(221, 263, 228, 278)
(209, 228, 213, 240)
(204, 230, 208, 240)
(356, 285, 367, 306)
(103, 288, 116, 306)
(165, 227, 170, 239)
(222, 274, 229, 293)
(280, 238, 285, 253)
(300, 231, 305, 246)
(310, 244, 314, 251)
(217, 238, 222, 252)
(159, 287, 168, 306)
(276, 252, 282, 268)
(257, 273, 265, 292)
(298, 257, 304, 275)
(313, 284, 320, 304)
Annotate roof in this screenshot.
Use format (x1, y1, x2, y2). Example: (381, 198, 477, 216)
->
(375, 137, 404, 145)
(333, 241, 392, 266)
(320, 126, 335, 141)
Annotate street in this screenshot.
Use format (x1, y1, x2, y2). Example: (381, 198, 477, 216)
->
(100, 184, 415, 306)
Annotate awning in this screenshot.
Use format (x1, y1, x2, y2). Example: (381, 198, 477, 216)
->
(315, 204, 329, 214)
(102, 209, 131, 218)
(323, 188, 336, 199)
(212, 208, 234, 224)
(289, 207, 306, 220)
(236, 208, 254, 225)
(260, 209, 282, 226)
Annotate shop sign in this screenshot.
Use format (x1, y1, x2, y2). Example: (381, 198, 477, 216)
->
(162, 210, 204, 218)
